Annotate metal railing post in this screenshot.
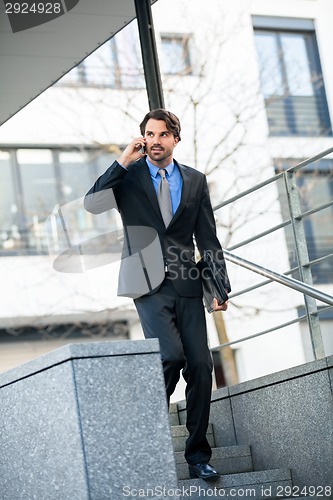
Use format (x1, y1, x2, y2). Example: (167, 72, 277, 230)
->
(283, 170, 325, 359)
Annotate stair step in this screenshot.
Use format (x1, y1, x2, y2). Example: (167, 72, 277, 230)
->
(169, 403, 180, 426)
(171, 424, 215, 452)
(178, 468, 292, 500)
(175, 444, 253, 480)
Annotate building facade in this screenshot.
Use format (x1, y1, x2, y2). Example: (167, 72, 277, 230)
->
(0, 0, 332, 397)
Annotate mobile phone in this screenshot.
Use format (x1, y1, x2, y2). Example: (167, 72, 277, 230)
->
(139, 145, 146, 154)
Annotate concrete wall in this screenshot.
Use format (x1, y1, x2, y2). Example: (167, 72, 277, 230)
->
(0, 339, 178, 500)
(178, 356, 333, 490)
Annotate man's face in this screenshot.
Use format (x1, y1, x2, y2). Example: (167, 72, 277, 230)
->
(144, 119, 179, 167)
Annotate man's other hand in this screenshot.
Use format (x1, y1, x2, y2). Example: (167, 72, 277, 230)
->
(212, 298, 229, 312)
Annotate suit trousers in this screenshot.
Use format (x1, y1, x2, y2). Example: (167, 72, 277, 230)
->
(134, 276, 213, 465)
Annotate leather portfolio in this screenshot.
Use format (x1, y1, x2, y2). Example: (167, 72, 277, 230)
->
(196, 252, 229, 313)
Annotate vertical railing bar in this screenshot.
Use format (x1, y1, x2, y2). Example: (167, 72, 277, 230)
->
(283, 170, 325, 359)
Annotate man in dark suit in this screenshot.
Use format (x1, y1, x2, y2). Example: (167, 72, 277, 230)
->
(84, 109, 231, 481)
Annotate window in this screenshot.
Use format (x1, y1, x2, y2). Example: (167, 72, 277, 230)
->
(0, 148, 121, 255)
(0, 151, 18, 251)
(276, 159, 333, 284)
(81, 40, 117, 87)
(253, 18, 331, 136)
(59, 21, 144, 89)
(160, 34, 192, 75)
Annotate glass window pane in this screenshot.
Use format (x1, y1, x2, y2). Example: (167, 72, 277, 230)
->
(160, 36, 191, 75)
(281, 34, 313, 96)
(57, 151, 122, 250)
(292, 96, 321, 135)
(17, 149, 57, 251)
(94, 151, 119, 177)
(83, 41, 116, 86)
(298, 171, 333, 283)
(254, 27, 331, 137)
(59, 151, 93, 203)
(115, 22, 144, 88)
(0, 151, 20, 251)
(254, 32, 284, 97)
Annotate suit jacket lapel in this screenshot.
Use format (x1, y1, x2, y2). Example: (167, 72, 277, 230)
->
(168, 161, 191, 227)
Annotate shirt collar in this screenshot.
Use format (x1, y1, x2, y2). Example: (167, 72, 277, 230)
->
(146, 157, 175, 178)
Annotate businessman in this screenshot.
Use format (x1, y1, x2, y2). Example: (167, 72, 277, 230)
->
(84, 109, 231, 481)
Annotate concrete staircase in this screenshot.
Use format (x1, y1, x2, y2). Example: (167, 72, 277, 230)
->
(170, 403, 313, 500)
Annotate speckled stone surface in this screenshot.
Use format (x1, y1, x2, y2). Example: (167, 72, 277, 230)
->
(171, 424, 214, 452)
(178, 386, 237, 447)
(72, 354, 177, 499)
(169, 403, 180, 426)
(0, 339, 178, 499)
(0, 362, 88, 500)
(233, 369, 333, 489)
(208, 358, 333, 491)
(326, 354, 333, 368)
(208, 390, 238, 447)
(229, 357, 328, 396)
(0, 339, 160, 389)
(175, 445, 253, 480)
(179, 469, 292, 500)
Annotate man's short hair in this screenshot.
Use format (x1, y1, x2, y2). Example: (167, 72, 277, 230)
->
(139, 109, 181, 141)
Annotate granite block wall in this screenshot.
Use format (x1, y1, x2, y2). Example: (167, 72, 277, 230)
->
(0, 339, 178, 500)
(177, 356, 333, 491)
(209, 356, 333, 490)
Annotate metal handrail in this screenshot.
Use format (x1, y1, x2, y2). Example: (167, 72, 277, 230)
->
(211, 147, 333, 361)
(211, 250, 333, 352)
(223, 249, 333, 306)
(227, 220, 291, 251)
(285, 145, 333, 173)
(211, 305, 333, 351)
(211, 313, 307, 351)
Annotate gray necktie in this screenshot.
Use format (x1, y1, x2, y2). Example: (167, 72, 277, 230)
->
(157, 168, 173, 227)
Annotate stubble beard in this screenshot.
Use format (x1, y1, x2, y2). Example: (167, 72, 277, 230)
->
(147, 146, 172, 165)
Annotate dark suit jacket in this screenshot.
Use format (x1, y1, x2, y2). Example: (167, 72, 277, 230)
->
(84, 158, 231, 298)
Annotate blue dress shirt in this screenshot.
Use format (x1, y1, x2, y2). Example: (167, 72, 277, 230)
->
(145, 157, 183, 215)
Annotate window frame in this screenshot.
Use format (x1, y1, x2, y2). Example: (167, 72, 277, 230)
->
(0, 146, 120, 256)
(159, 32, 193, 76)
(253, 16, 332, 137)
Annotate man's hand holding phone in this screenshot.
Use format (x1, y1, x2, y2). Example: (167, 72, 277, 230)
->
(117, 138, 146, 168)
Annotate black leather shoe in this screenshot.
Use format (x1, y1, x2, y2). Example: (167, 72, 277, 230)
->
(188, 462, 220, 481)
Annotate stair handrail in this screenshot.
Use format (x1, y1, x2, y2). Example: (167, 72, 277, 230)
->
(211, 146, 333, 360)
(211, 249, 333, 352)
(223, 249, 333, 306)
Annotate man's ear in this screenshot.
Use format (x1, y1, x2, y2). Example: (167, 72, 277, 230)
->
(174, 136, 180, 146)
